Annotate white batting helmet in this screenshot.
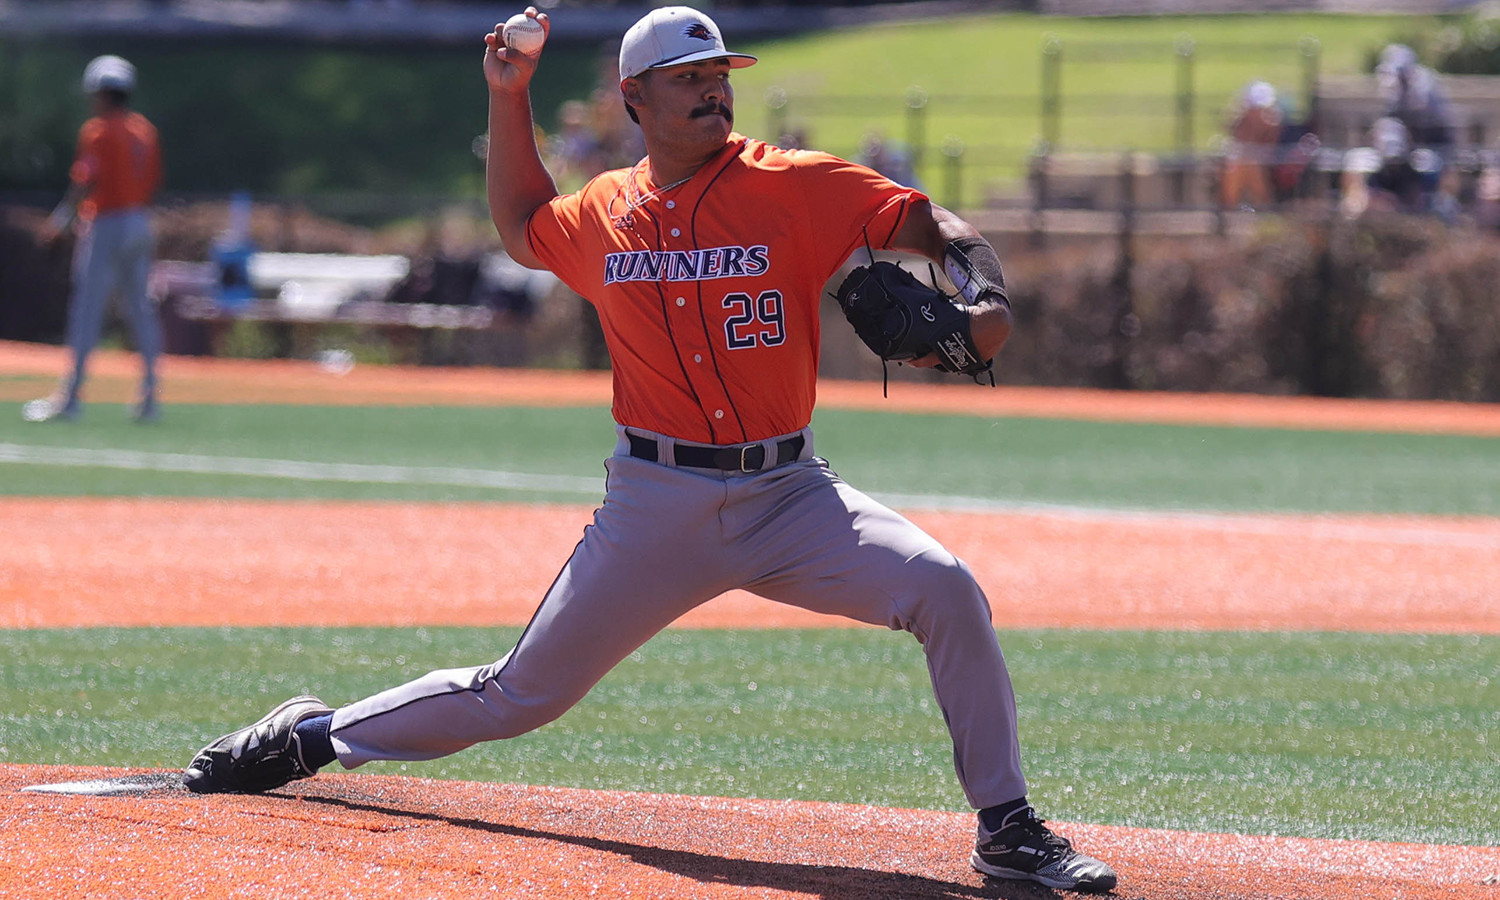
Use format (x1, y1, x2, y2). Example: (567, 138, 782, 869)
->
(83, 55, 137, 94)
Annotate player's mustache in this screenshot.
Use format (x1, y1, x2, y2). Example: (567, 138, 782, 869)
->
(691, 103, 733, 123)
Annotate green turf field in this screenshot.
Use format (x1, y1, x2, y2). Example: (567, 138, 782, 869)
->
(3, 398, 1497, 846)
(3, 402, 1500, 514)
(2, 626, 1494, 846)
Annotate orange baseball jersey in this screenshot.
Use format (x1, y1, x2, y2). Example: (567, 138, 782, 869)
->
(70, 110, 161, 220)
(526, 134, 925, 444)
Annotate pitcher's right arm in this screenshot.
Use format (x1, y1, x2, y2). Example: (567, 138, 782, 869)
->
(483, 7, 558, 270)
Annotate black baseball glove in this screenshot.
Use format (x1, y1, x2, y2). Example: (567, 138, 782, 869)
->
(832, 260, 992, 381)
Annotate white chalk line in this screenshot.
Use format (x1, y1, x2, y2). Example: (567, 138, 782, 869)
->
(0, 442, 605, 496)
(875, 490, 1500, 549)
(3, 442, 1497, 549)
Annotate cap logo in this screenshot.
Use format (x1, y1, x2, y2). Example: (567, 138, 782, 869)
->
(683, 23, 714, 41)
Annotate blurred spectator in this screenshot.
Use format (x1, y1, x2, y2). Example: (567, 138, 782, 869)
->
(389, 221, 477, 307)
(1430, 166, 1464, 225)
(1268, 91, 1322, 206)
(776, 129, 809, 150)
(548, 100, 605, 192)
(388, 214, 492, 308)
(588, 46, 645, 171)
(537, 47, 647, 191)
(1220, 81, 1283, 210)
(856, 130, 921, 189)
(1340, 117, 1443, 217)
(1474, 160, 1500, 230)
(1376, 44, 1458, 153)
(474, 252, 548, 321)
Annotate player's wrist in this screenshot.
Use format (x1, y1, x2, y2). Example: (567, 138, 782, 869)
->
(943, 236, 1008, 307)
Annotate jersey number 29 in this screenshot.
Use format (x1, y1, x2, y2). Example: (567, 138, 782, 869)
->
(723, 290, 785, 350)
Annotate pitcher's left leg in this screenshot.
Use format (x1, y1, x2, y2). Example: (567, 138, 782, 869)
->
(737, 464, 1116, 892)
(733, 461, 1024, 809)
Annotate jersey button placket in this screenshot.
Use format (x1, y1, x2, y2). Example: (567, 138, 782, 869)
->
(672, 285, 711, 405)
(669, 218, 733, 437)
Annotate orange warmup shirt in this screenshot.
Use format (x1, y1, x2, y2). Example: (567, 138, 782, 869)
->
(527, 134, 924, 444)
(70, 110, 161, 221)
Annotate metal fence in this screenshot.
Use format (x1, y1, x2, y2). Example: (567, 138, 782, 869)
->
(759, 35, 1324, 211)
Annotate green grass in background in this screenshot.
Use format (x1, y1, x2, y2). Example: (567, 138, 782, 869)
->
(3, 402, 1498, 514)
(730, 13, 1422, 204)
(2, 626, 1494, 846)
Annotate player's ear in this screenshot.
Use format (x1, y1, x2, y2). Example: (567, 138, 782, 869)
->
(620, 76, 647, 125)
(620, 76, 646, 113)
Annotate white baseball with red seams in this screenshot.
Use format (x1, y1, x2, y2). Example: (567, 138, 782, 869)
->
(502, 13, 545, 55)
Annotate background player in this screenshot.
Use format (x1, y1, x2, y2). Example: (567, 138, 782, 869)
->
(182, 7, 1116, 893)
(25, 54, 164, 423)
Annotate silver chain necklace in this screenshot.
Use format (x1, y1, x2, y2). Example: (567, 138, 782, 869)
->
(611, 159, 692, 229)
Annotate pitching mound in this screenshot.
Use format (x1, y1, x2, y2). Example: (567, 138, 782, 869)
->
(4, 765, 1496, 899)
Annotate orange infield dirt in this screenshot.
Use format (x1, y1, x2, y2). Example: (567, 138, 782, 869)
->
(5, 341, 1498, 898)
(5, 498, 1500, 633)
(4, 766, 1499, 900)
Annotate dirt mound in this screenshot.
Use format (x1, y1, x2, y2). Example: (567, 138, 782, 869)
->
(4, 765, 1495, 900)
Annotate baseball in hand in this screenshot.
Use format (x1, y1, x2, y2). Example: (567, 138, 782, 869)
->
(503, 13, 545, 56)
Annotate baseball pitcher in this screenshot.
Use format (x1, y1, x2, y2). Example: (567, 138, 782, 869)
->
(183, 7, 1115, 893)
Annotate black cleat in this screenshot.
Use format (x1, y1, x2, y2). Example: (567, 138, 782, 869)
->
(183, 695, 334, 794)
(971, 807, 1117, 894)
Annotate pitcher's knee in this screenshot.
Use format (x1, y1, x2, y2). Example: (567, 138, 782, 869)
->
(482, 666, 599, 736)
(897, 549, 993, 630)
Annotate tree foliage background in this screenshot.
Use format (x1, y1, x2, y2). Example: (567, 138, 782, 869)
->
(0, 39, 600, 198)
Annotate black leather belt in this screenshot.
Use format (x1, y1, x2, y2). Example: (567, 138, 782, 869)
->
(628, 433, 805, 472)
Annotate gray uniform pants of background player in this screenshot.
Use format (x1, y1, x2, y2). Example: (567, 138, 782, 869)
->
(330, 426, 1028, 810)
(61, 208, 160, 408)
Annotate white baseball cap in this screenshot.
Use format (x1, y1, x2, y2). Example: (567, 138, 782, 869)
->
(1245, 81, 1277, 109)
(83, 55, 136, 94)
(618, 6, 757, 81)
(1379, 43, 1418, 74)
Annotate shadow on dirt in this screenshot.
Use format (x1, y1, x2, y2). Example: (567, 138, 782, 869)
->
(300, 792, 1073, 900)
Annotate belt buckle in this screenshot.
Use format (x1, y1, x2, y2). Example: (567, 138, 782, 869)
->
(739, 444, 769, 473)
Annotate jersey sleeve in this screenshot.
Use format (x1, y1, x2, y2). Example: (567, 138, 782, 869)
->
(524, 178, 607, 301)
(794, 153, 928, 279)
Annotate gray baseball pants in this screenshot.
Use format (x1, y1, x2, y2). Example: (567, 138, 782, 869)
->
(62, 208, 160, 406)
(329, 426, 1028, 809)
